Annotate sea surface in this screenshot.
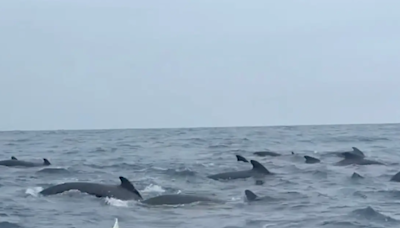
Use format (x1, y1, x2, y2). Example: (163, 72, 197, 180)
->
(1, 124, 400, 228)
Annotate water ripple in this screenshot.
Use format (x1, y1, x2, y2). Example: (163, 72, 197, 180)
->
(0, 124, 399, 228)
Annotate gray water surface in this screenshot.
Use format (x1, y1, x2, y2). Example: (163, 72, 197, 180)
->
(1, 124, 400, 228)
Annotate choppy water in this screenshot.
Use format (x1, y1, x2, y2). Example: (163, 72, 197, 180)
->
(1, 124, 400, 228)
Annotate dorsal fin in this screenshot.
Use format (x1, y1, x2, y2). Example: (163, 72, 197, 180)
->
(390, 171, 400, 182)
(351, 172, 363, 179)
(342, 152, 361, 160)
(43, 158, 51, 165)
(351, 147, 365, 158)
(304, 155, 320, 164)
(250, 160, 270, 174)
(244, 190, 258, 201)
(119, 176, 143, 200)
(236, 155, 249, 163)
(291, 151, 295, 155)
(11, 156, 17, 160)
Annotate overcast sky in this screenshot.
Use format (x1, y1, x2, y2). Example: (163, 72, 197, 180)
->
(0, 0, 399, 131)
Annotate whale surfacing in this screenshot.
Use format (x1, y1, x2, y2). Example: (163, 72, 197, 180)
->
(123, 182, 223, 205)
(253, 151, 281, 157)
(39, 176, 143, 201)
(141, 194, 224, 205)
(0, 156, 51, 167)
(335, 152, 383, 166)
(304, 156, 320, 164)
(207, 160, 271, 180)
(390, 172, 400, 182)
(337, 147, 365, 158)
(351, 172, 364, 179)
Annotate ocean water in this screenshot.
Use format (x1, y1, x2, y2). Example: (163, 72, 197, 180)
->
(1, 124, 400, 228)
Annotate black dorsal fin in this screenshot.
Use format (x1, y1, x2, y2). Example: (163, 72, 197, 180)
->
(236, 155, 249, 163)
(351, 172, 363, 179)
(119, 176, 143, 200)
(43, 158, 51, 165)
(244, 190, 258, 201)
(11, 156, 17, 160)
(304, 155, 320, 164)
(390, 171, 400, 182)
(250, 160, 270, 174)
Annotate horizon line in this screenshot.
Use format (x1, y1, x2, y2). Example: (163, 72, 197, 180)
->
(0, 121, 398, 133)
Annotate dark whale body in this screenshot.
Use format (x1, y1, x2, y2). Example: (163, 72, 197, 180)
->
(337, 147, 365, 158)
(351, 172, 364, 179)
(0, 156, 51, 167)
(390, 172, 400, 182)
(39, 176, 143, 201)
(304, 147, 383, 166)
(253, 151, 281, 157)
(40, 176, 221, 205)
(334, 152, 383, 166)
(304, 156, 320, 164)
(207, 160, 272, 180)
(141, 194, 224, 205)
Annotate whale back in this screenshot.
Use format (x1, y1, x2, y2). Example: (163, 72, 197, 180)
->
(142, 194, 222, 205)
(253, 151, 280, 157)
(304, 156, 320, 164)
(207, 170, 253, 180)
(351, 172, 364, 179)
(40, 178, 142, 201)
(342, 152, 362, 160)
(0, 157, 50, 167)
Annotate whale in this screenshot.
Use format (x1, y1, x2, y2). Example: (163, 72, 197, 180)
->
(140, 194, 224, 205)
(121, 182, 224, 205)
(303, 151, 383, 166)
(304, 156, 320, 164)
(334, 152, 383, 166)
(236, 155, 249, 163)
(207, 160, 272, 180)
(0, 156, 51, 167)
(39, 176, 143, 201)
(253, 151, 281, 157)
(244, 190, 275, 202)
